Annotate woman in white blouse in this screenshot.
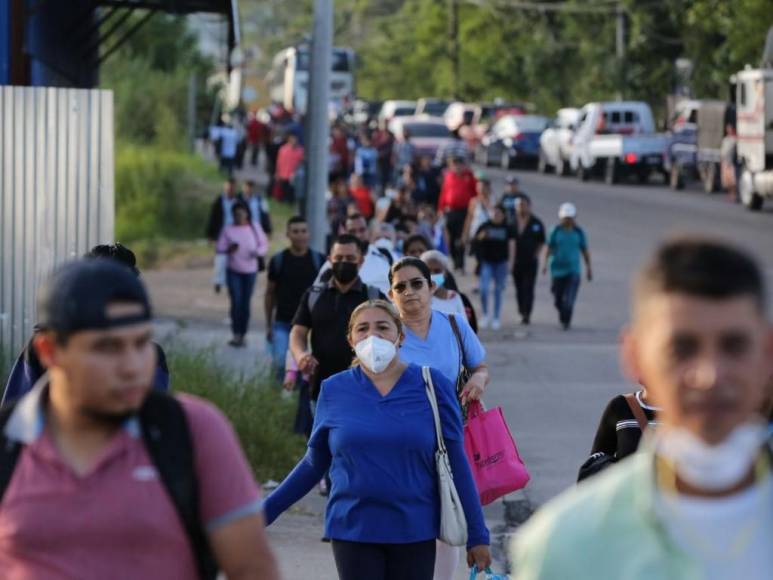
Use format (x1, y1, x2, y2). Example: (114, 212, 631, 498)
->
(421, 250, 466, 317)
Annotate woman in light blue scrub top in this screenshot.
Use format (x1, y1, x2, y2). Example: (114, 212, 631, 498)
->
(387, 257, 490, 580)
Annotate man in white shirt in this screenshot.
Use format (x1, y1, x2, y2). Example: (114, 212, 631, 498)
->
(315, 213, 391, 294)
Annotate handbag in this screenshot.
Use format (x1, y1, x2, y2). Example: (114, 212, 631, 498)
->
(464, 400, 530, 505)
(422, 366, 468, 547)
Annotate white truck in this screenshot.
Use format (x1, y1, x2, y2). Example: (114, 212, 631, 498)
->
(735, 66, 773, 210)
(570, 101, 668, 185)
(538, 107, 580, 176)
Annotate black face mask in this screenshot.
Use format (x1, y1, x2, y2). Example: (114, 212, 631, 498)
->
(332, 261, 358, 284)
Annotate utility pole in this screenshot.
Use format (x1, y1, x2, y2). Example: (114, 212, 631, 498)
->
(305, 0, 333, 253)
(448, 0, 460, 99)
(615, 2, 626, 100)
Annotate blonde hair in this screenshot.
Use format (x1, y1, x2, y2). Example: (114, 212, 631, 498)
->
(347, 299, 403, 367)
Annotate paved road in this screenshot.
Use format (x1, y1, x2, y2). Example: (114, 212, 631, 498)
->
(474, 165, 773, 507)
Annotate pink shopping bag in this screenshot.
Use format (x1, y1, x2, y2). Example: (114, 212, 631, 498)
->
(463, 400, 529, 505)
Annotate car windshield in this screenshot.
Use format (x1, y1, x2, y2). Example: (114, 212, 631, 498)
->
(515, 117, 549, 132)
(422, 101, 450, 116)
(394, 106, 416, 117)
(405, 123, 451, 138)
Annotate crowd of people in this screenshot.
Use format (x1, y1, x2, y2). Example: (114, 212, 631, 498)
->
(1, 106, 772, 579)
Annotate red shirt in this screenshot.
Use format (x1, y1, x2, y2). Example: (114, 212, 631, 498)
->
(247, 118, 267, 144)
(438, 169, 477, 212)
(276, 143, 305, 180)
(351, 186, 374, 219)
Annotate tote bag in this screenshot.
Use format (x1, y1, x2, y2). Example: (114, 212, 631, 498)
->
(463, 400, 529, 505)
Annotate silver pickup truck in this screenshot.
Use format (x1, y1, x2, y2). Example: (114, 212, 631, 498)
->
(570, 101, 668, 185)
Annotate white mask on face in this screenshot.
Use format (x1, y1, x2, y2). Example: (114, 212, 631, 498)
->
(354, 335, 398, 374)
(656, 422, 768, 491)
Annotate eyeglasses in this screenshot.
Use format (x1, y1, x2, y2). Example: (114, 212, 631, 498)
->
(392, 278, 426, 294)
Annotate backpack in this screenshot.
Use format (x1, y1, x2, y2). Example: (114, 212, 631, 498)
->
(272, 248, 325, 279)
(0, 390, 217, 580)
(307, 282, 380, 313)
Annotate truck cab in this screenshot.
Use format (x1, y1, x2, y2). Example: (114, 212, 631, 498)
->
(735, 66, 773, 210)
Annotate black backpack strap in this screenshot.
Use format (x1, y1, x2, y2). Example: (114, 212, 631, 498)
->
(0, 402, 22, 504)
(139, 391, 218, 580)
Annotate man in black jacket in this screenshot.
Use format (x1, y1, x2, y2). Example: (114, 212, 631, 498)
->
(205, 178, 238, 242)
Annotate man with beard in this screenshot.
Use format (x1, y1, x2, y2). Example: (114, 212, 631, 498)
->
(0, 260, 278, 579)
(513, 237, 773, 580)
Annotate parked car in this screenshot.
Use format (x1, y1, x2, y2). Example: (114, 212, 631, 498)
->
(476, 114, 550, 169)
(538, 107, 580, 175)
(415, 98, 451, 118)
(458, 102, 527, 150)
(570, 101, 668, 184)
(389, 115, 454, 160)
(665, 99, 735, 192)
(378, 100, 417, 124)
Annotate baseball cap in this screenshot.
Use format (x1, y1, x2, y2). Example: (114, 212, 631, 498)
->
(37, 259, 152, 337)
(505, 175, 519, 185)
(558, 202, 577, 219)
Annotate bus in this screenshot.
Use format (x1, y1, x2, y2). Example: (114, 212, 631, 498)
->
(267, 45, 355, 114)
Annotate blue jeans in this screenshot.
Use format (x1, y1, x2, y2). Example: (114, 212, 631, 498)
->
(270, 321, 292, 379)
(226, 269, 257, 336)
(551, 273, 581, 326)
(479, 260, 508, 319)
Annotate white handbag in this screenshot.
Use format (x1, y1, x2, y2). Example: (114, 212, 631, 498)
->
(422, 366, 468, 547)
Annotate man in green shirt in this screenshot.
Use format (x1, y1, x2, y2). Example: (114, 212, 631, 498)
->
(514, 237, 773, 579)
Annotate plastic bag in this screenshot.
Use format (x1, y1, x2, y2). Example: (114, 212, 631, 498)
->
(469, 564, 509, 579)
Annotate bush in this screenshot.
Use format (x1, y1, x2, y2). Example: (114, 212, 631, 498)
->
(167, 346, 307, 482)
(115, 145, 221, 245)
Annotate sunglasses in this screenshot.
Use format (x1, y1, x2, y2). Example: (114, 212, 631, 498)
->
(392, 278, 427, 294)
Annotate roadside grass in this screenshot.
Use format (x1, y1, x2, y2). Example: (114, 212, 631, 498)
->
(166, 345, 306, 482)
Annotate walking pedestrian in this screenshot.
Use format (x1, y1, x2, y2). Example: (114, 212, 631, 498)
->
(265, 300, 491, 580)
(387, 257, 490, 580)
(239, 179, 273, 239)
(404, 234, 433, 258)
(354, 132, 379, 190)
(513, 237, 773, 580)
(438, 157, 477, 273)
(421, 250, 466, 318)
(542, 203, 592, 330)
(510, 195, 545, 325)
(211, 121, 239, 176)
(2, 243, 171, 405)
(265, 216, 325, 380)
(275, 133, 305, 203)
(246, 111, 268, 167)
(349, 173, 374, 220)
(415, 155, 441, 208)
(205, 178, 238, 242)
(499, 175, 523, 227)
(0, 259, 279, 579)
(475, 205, 515, 330)
(463, 173, 496, 287)
(289, 234, 386, 410)
(393, 127, 416, 182)
(215, 201, 269, 347)
(373, 122, 395, 190)
(577, 383, 661, 481)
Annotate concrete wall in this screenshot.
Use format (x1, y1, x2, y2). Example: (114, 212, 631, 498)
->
(0, 86, 114, 360)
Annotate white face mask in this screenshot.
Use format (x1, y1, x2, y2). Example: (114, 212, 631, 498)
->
(656, 422, 768, 491)
(354, 335, 398, 374)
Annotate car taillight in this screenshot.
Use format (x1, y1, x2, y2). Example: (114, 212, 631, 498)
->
(625, 153, 638, 164)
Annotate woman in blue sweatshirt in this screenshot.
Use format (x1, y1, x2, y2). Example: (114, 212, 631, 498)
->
(263, 299, 490, 579)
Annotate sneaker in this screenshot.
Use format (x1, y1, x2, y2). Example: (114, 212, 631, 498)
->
(521, 316, 530, 326)
(480, 315, 490, 329)
(492, 318, 501, 330)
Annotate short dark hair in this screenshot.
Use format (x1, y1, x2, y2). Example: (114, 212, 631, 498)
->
(226, 177, 236, 185)
(389, 256, 432, 287)
(332, 234, 363, 253)
(634, 237, 767, 315)
(518, 193, 532, 204)
(231, 201, 249, 215)
(85, 243, 139, 276)
(244, 179, 256, 187)
(345, 213, 366, 224)
(287, 215, 307, 228)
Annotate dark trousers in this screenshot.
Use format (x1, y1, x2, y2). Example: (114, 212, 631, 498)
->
(513, 261, 539, 319)
(226, 269, 257, 336)
(445, 209, 468, 271)
(250, 142, 261, 166)
(332, 539, 436, 580)
(551, 273, 581, 326)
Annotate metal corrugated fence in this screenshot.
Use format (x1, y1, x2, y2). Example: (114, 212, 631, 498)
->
(0, 86, 114, 361)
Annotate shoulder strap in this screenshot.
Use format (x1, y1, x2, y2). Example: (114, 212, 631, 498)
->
(0, 402, 22, 504)
(447, 314, 468, 369)
(376, 246, 393, 266)
(421, 367, 447, 454)
(307, 284, 326, 313)
(139, 392, 218, 580)
(623, 393, 649, 432)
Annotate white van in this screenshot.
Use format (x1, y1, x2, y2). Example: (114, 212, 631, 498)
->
(735, 66, 773, 210)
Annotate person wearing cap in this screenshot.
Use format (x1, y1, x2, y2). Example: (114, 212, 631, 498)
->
(513, 237, 773, 580)
(542, 202, 592, 330)
(0, 260, 279, 579)
(216, 201, 269, 347)
(2, 244, 171, 405)
(511, 195, 546, 325)
(438, 157, 477, 273)
(500, 176, 523, 227)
